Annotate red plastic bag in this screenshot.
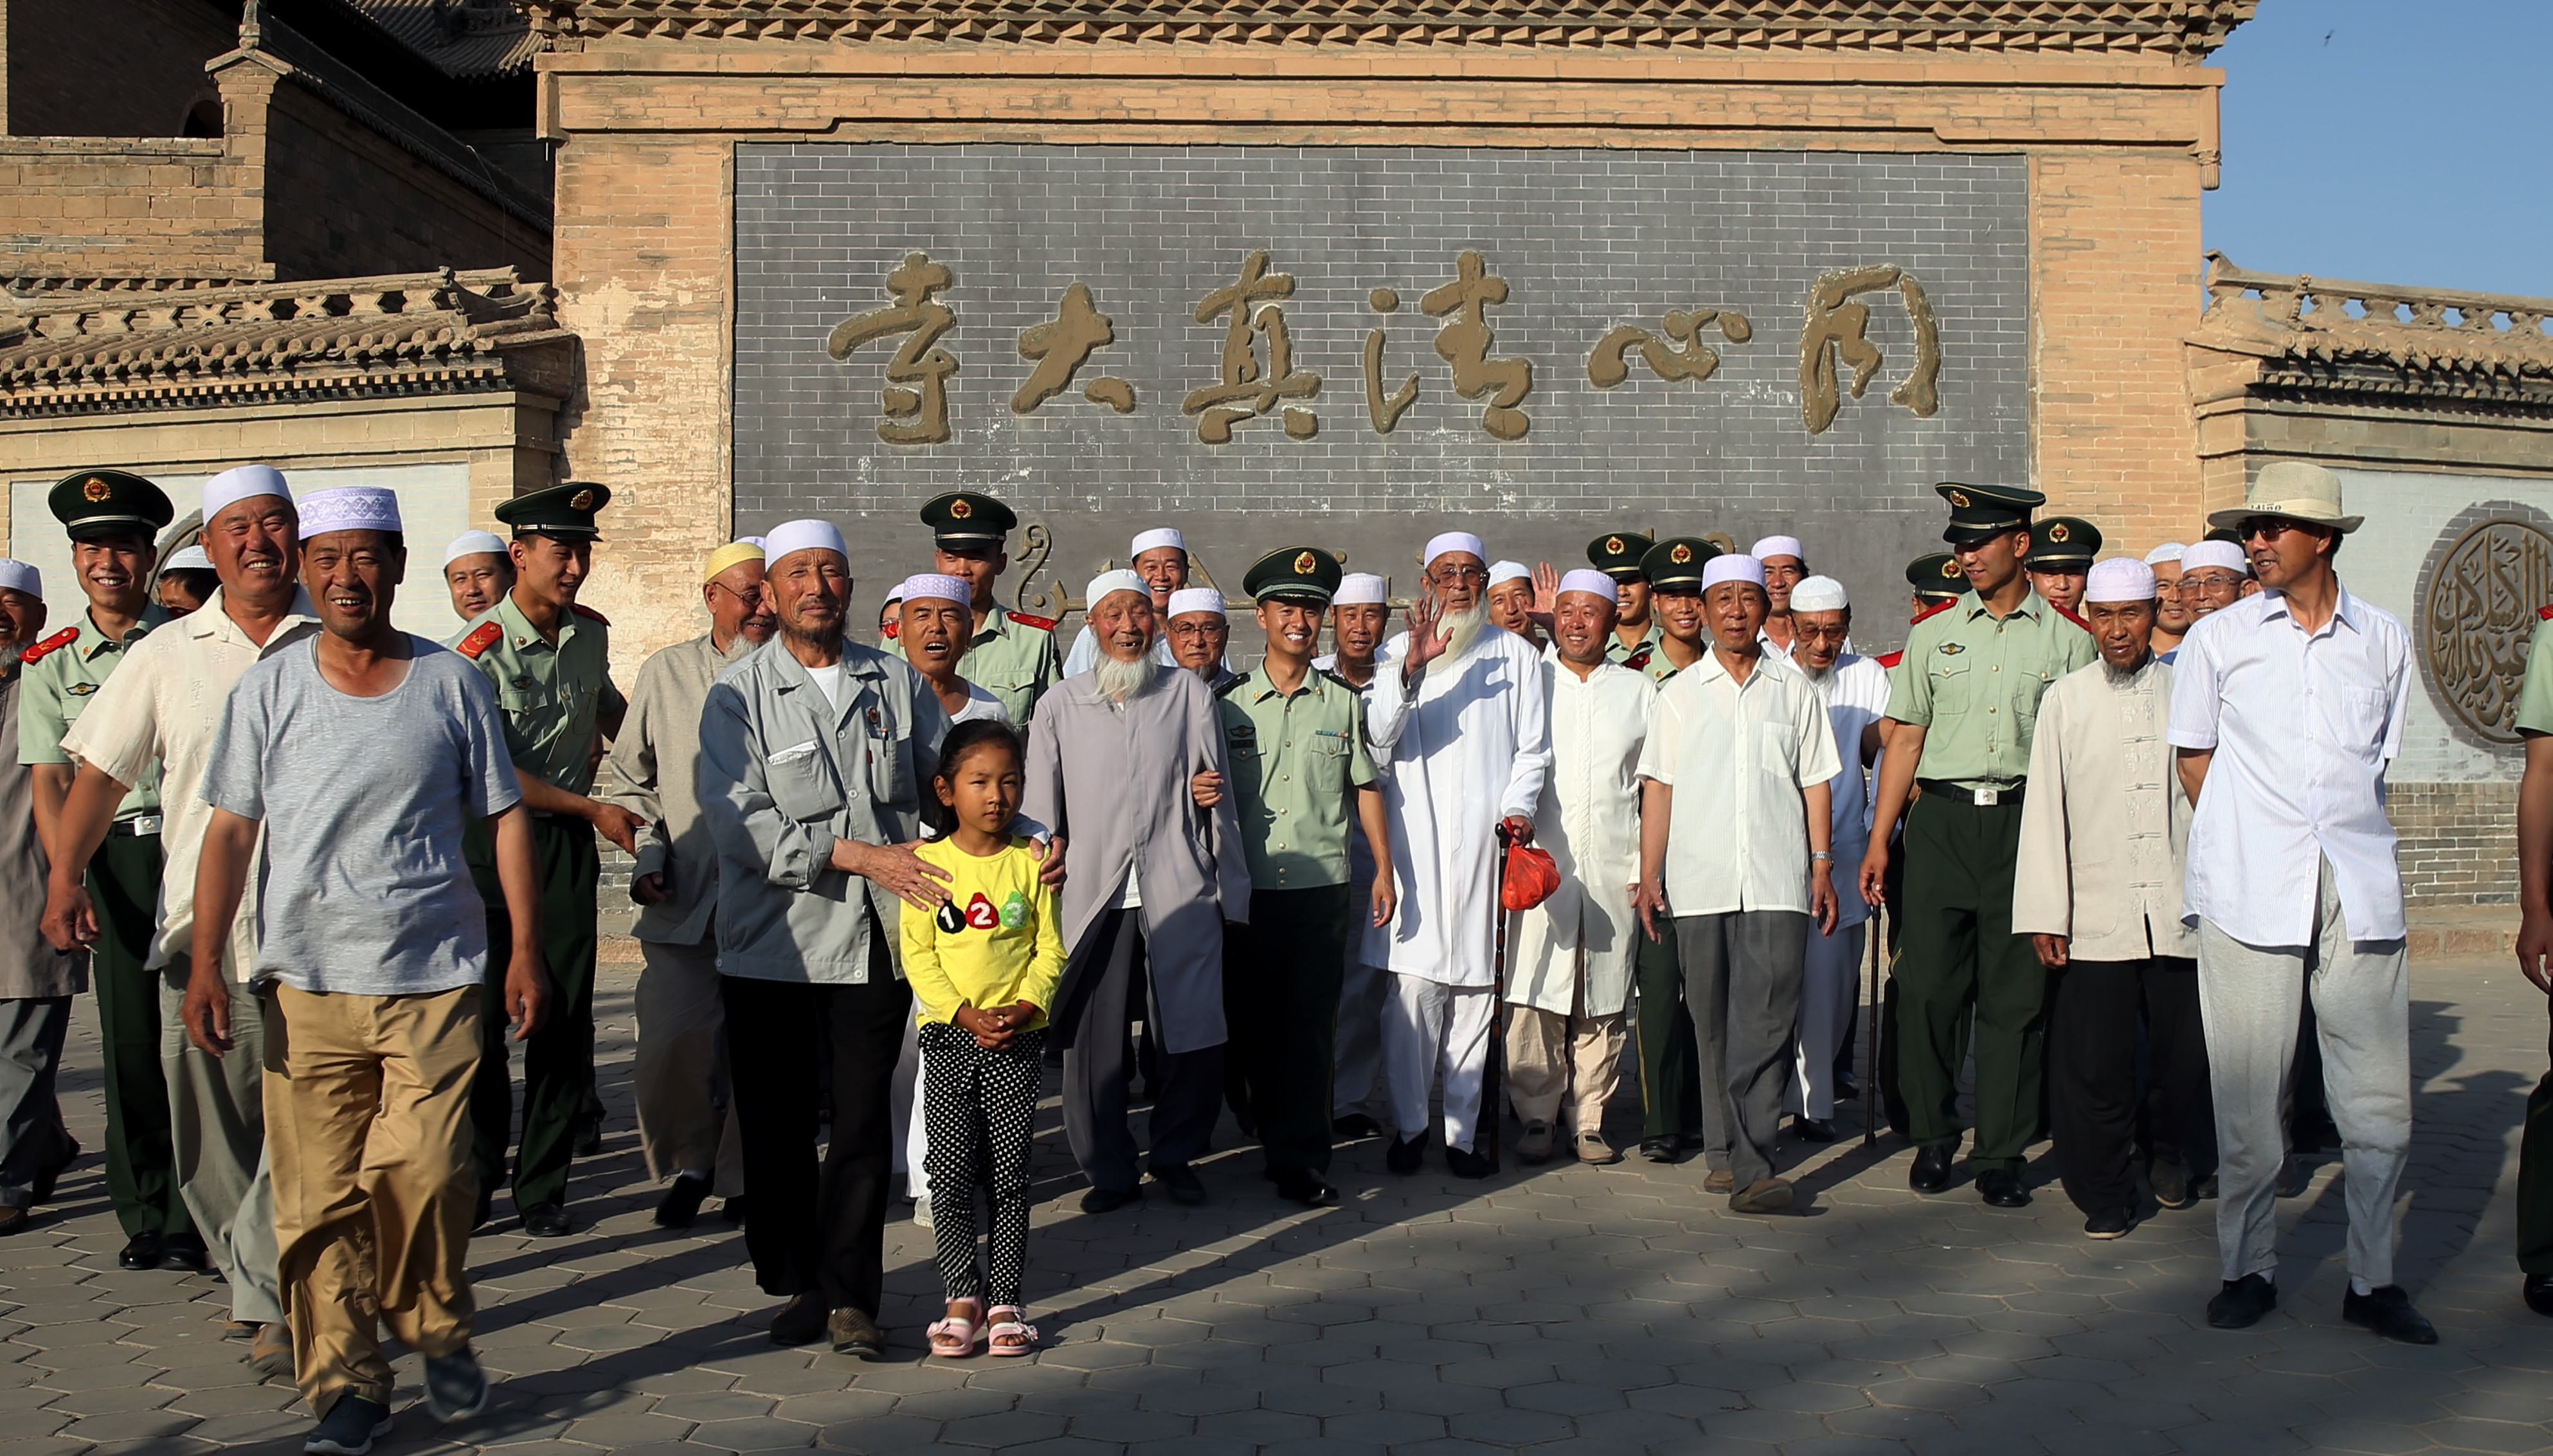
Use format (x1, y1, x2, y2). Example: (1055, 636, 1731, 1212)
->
(1501, 841, 1561, 912)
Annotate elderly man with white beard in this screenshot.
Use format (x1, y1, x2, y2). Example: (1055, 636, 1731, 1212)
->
(1024, 571, 1250, 1212)
(1369, 532, 1551, 1180)
(1783, 575, 1888, 1142)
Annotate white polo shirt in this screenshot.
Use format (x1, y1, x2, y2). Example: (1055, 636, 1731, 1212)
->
(1636, 648, 1841, 917)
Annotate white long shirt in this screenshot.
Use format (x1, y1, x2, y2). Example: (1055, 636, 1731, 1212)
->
(1362, 625, 1551, 986)
(1508, 654, 1653, 1016)
(1636, 649, 1840, 917)
(1801, 652, 1888, 931)
(2013, 656, 2198, 960)
(2165, 582, 2408, 945)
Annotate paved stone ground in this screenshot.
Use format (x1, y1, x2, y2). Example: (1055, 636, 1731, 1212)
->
(4, 951, 2548, 1456)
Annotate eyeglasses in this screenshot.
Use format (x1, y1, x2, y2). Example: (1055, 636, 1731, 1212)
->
(2235, 517, 2302, 542)
(1168, 620, 1229, 639)
(2181, 571, 2246, 592)
(1432, 565, 1488, 583)
(710, 581, 766, 605)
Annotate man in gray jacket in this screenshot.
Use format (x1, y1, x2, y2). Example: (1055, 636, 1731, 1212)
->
(606, 538, 773, 1229)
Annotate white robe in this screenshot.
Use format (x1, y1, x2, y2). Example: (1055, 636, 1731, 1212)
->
(1361, 624, 1551, 987)
(1508, 654, 1652, 1017)
(1803, 652, 1890, 931)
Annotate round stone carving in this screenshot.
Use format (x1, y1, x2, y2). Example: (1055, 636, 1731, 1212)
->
(2422, 516, 2553, 746)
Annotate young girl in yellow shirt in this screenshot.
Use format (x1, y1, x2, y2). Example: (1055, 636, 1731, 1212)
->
(901, 719, 1066, 1357)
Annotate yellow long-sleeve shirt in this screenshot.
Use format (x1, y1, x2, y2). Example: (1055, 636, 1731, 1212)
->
(899, 836, 1067, 1030)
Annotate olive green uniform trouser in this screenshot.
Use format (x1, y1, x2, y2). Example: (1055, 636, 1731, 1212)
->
(1632, 920, 1706, 1147)
(93, 832, 192, 1239)
(1223, 885, 1352, 1179)
(467, 817, 599, 1210)
(1893, 793, 2046, 1175)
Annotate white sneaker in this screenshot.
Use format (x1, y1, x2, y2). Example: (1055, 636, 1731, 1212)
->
(912, 1192, 934, 1229)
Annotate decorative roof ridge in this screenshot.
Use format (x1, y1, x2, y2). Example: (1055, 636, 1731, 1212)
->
(2191, 252, 2553, 381)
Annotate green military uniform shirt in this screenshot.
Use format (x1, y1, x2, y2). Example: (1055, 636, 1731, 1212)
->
(1216, 665, 1376, 891)
(456, 593, 626, 797)
(2518, 617, 2553, 736)
(1605, 620, 1664, 665)
(954, 606, 1061, 724)
(17, 602, 170, 819)
(1622, 638, 1695, 685)
(1884, 588, 2096, 788)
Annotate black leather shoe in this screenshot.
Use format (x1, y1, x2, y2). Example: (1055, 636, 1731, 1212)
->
(1834, 1077, 1861, 1101)
(2207, 1273, 2277, 1329)
(2277, 1156, 2308, 1198)
(655, 1174, 713, 1229)
(1445, 1144, 1495, 1180)
(1386, 1135, 1424, 1175)
(520, 1201, 573, 1237)
(2523, 1272, 2553, 1317)
(117, 1231, 163, 1270)
(769, 1290, 827, 1347)
(1274, 1174, 1340, 1208)
(1976, 1169, 2030, 1209)
(2149, 1157, 2191, 1210)
(2342, 1284, 2439, 1345)
(159, 1230, 215, 1273)
(1333, 1113, 1384, 1140)
(0, 1206, 30, 1237)
(1789, 1117, 1837, 1144)
(2084, 1205, 2135, 1239)
(1639, 1137, 1681, 1164)
(1079, 1185, 1139, 1213)
(2191, 1173, 2219, 1200)
(1908, 1146, 1954, 1194)
(575, 1112, 606, 1158)
(1151, 1165, 1207, 1205)
(30, 1138, 76, 1205)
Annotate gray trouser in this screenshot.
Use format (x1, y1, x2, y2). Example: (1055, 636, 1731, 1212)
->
(634, 937, 744, 1198)
(1058, 908, 1223, 1194)
(1678, 910, 1811, 1190)
(2196, 856, 2411, 1288)
(0, 996, 74, 1205)
(161, 960, 283, 1324)
(1333, 850, 1387, 1121)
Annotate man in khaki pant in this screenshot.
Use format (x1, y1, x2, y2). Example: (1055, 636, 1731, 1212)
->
(184, 486, 547, 1455)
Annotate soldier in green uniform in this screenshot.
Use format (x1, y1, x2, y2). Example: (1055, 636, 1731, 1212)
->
(2507, 604, 2553, 1317)
(2023, 516, 2103, 616)
(1859, 482, 2095, 1209)
(1906, 552, 1967, 618)
(1587, 531, 1663, 665)
(1213, 547, 1393, 1209)
(17, 469, 198, 1272)
(455, 482, 640, 1237)
(919, 492, 1060, 723)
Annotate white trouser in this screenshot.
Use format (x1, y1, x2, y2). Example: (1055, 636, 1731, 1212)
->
(2197, 855, 2412, 1289)
(894, 1017, 932, 1198)
(1790, 921, 1866, 1120)
(1384, 974, 1495, 1151)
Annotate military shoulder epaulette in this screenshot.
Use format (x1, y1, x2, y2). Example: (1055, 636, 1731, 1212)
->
(1623, 645, 1654, 670)
(1007, 611, 1057, 631)
(456, 622, 502, 660)
(572, 603, 610, 625)
(1876, 650, 1906, 669)
(2055, 604, 2092, 632)
(2538, 604, 2552, 621)
(19, 627, 77, 665)
(1213, 672, 1252, 700)
(1909, 600, 1956, 626)
(1318, 667, 1366, 694)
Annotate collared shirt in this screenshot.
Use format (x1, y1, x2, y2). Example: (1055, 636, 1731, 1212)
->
(2167, 582, 2409, 945)
(60, 587, 321, 978)
(604, 631, 758, 946)
(1605, 620, 1664, 665)
(1216, 664, 1376, 891)
(458, 592, 626, 796)
(2014, 656, 2197, 960)
(1800, 652, 1889, 929)
(955, 606, 1061, 724)
(1884, 589, 2095, 787)
(1623, 636, 1699, 685)
(18, 600, 172, 818)
(1510, 653, 1654, 1017)
(1637, 649, 1840, 917)
(2516, 617, 2553, 737)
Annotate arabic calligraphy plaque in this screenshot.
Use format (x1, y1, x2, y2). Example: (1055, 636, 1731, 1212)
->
(2421, 513, 2553, 746)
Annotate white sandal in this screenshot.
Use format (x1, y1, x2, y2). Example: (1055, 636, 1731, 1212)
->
(985, 1305, 1039, 1356)
(926, 1298, 983, 1358)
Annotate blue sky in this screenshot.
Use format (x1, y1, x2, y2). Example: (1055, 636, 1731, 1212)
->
(2205, 0, 2552, 298)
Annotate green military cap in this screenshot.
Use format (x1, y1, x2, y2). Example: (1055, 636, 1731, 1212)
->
(2203, 525, 2241, 545)
(1243, 545, 1342, 606)
(920, 491, 1018, 552)
(1935, 481, 2045, 545)
(1639, 535, 1722, 591)
(2024, 516, 2101, 570)
(494, 481, 611, 541)
(1908, 552, 1966, 602)
(48, 468, 173, 543)
(1585, 529, 1655, 582)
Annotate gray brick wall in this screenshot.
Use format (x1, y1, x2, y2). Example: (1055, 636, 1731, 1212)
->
(732, 144, 2028, 643)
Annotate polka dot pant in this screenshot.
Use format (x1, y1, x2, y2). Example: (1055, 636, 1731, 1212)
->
(920, 1021, 1045, 1308)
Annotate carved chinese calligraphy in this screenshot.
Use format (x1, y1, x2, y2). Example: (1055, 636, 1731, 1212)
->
(827, 252, 959, 445)
(1183, 250, 1320, 444)
(1589, 308, 1754, 389)
(1013, 283, 1136, 415)
(1421, 251, 1531, 441)
(2421, 514, 2553, 746)
(1362, 287, 1421, 435)
(1799, 264, 1942, 435)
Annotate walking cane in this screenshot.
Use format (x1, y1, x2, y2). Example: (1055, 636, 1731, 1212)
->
(1483, 823, 1511, 1173)
(1863, 901, 1883, 1149)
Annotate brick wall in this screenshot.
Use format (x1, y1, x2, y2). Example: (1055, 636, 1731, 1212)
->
(5, 0, 233, 139)
(2390, 780, 2518, 908)
(0, 137, 264, 279)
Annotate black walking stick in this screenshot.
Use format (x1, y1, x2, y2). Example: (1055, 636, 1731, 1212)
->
(1483, 822, 1511, 1173)
(1863, 901, 1884, 1149)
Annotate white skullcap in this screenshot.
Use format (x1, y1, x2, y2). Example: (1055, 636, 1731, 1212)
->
(2084, 558, 2159, 604)
(881, 586, 905, 606)
(1085, 568, 1148, 607)
(1334, 573, 1389, 607)
(1423, 532, 1486, 566)
(1166, 587, 1225, 618)
(1702, 553, 1765, 591)
(203, 463, 291, 521)
(1488, 561, 1531, 588)
(2181, 540, 2249, 575)
(1555, 568, 1617, 603)
(2143, 542, 2187, 566)
(1750, 535, 1805, 564)
(161, 546, 212, 573)
(765, 519, 848, 563)
(1790, 575, 1849, 613)
(296, 486, 401, 539)
(0, 559, 41, 600)
(742, 535, 768, 550)
(1130, 528, 1186, 557)
(444, 529, 509, 567)
(896, 573, 970, 607)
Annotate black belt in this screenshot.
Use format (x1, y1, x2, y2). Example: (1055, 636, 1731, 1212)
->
(109, 814, 163, 837)
(1917, 778, 2024, 808)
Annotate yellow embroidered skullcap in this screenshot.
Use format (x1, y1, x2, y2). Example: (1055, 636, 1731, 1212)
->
(703, 538, 765, 582)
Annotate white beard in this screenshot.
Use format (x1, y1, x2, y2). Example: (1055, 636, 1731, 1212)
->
(1094, 649, 1159, 705)
(1430, 602, 1489, 676)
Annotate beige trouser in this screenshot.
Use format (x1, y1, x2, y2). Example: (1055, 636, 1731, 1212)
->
(265, 983, 480, 1417)
(634, 937, 744, 1198)
(161, 959, 283, 1324)
(1504, 966, 1627, 1137)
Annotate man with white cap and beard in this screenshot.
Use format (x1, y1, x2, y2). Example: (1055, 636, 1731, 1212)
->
(44, 463, 314, 1376)
(1318, 572, 1399, 1138)
(1165, 587, 1239, 692)
(442, 530, 514, 628)
(1369, 531, 1549, 1179)
(1783, 574, 1886, 1142)
(1062, 526, 1189, 676)
(1506, 569, 1648, 1166)
(1024, 569, 1249, 1210)
(2169, 539, 2255, 646)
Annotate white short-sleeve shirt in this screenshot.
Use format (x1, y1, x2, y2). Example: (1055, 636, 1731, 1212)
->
(1636, 649, 1841, 917)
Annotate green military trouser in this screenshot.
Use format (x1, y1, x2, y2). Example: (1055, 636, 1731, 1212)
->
(1894, 792, 2046, 1174)
(2521, 1020, 2553, 1275)
(1223, 885, 1351, 1178)
(469, 816, 599, 1210)
(93, 832, 191, 1239)
(1632, 919, 1705, 1144)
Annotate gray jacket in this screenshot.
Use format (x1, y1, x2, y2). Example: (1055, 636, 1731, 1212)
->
(698, 637, 951, 984)
(605, 631, 755, 946)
